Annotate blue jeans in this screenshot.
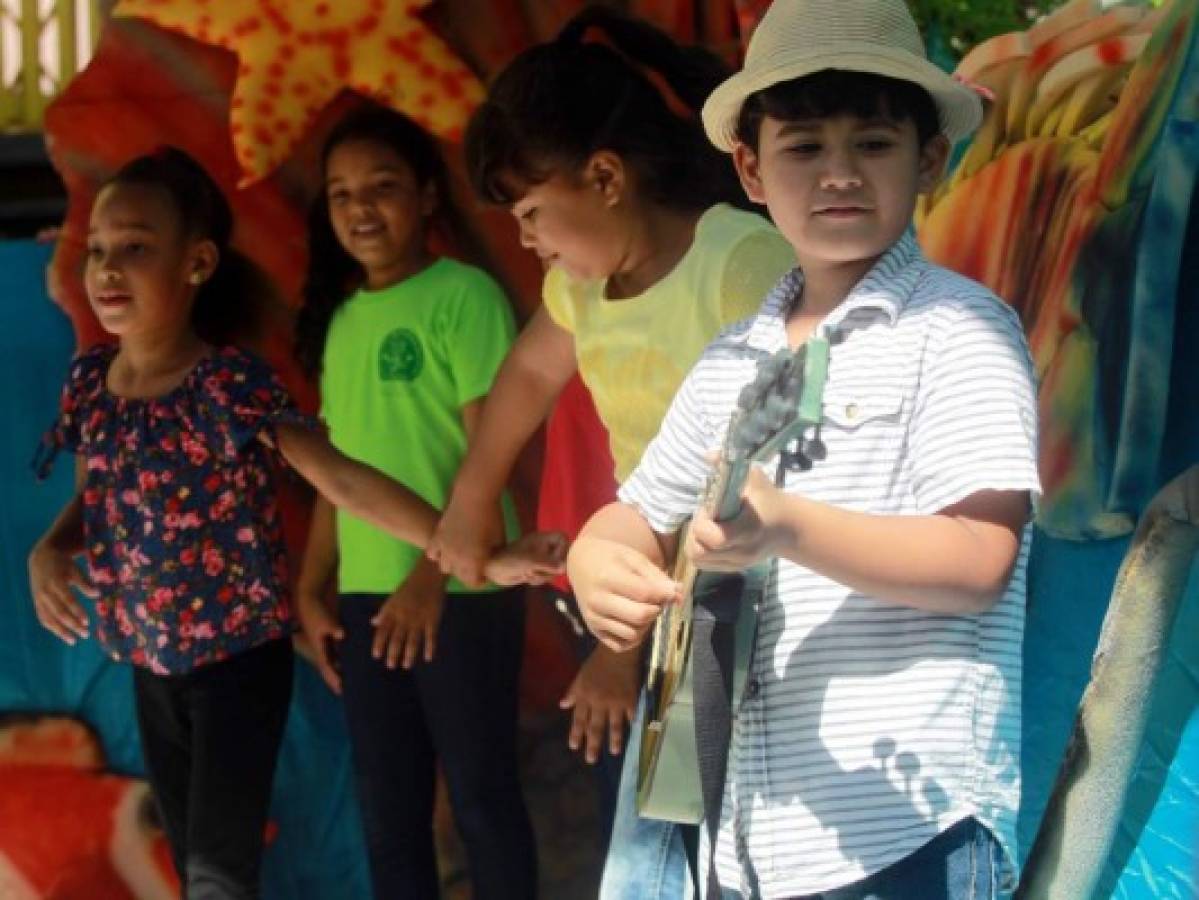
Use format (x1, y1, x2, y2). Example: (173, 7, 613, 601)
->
(600, 690, 694, 900)
(719, 817, 1006, 900)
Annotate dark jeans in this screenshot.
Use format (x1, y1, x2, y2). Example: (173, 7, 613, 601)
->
(133, 638, 294, 900)
(339, 588, 537, 900)
(720, 817, 1006, 900)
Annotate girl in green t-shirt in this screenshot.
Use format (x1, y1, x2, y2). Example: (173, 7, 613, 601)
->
(293, 105, 560, 900)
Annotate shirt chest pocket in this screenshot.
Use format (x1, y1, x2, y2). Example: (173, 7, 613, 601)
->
(821, 388, 906, 438)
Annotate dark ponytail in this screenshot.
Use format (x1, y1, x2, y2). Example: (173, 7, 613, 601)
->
(466, 5, 745, 212)
(294, 103, 479, 378)
(107, 148, 267, 348)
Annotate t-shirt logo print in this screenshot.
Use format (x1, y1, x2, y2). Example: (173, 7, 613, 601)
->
(378, 328, 424, 382)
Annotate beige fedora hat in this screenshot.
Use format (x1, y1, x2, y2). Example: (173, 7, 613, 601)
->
(702, 0, 983, 151)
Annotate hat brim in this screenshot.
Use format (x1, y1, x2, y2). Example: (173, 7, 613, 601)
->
(702, 44, 983, 151)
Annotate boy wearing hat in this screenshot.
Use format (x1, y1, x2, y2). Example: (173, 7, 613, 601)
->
(567, 0, 1040, 897)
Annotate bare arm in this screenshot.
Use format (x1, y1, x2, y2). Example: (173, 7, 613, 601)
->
(296, 494, 338, 601)
(429, 307, 578, 585)
(689, 470, 1030, 615)
(775, 491, 1028, 614)
(272, 423, 438, 549)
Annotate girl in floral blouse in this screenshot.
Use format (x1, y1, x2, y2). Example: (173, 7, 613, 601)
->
(27, 147, 562, 898)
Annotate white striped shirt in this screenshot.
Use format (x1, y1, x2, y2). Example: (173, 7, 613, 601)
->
(620, 231, 1040, 897)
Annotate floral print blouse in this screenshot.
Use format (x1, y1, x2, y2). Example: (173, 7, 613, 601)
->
(34, 344, 313, 675)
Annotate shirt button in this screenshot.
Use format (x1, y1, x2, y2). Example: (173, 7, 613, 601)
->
(745, 679, 761, 700)
(845, 402, 860, 420)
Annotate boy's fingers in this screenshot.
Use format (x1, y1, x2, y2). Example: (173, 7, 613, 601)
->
(594, 617, 641, 653)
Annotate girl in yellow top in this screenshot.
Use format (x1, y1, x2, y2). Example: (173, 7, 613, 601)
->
(426, 9, 794, 898)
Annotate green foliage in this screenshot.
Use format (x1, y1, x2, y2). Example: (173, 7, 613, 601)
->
(910, 0, 1065, 59)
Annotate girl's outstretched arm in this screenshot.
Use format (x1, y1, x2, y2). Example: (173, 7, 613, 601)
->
(429, 307, 578, 586)
(272, 423, 438, 547)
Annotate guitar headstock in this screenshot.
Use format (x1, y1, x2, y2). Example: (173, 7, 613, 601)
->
(726, 336, 830, 471)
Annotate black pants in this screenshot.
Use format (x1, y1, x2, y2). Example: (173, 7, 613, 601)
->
(133, 638, 294, 900)
(339, 588, 537, 900)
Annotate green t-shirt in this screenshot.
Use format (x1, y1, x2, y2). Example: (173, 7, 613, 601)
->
(320, 258, 520, 594)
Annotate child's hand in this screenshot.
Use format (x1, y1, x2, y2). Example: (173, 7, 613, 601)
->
(560, 644, 640, 763)
(567, 537, 680, 652)
(484, 531, 569, 586)
(687, 467, 789, 572)
(427, 497, 505, 589)
(371, 558, 447, 670)
(27, 542, 94, 645)
(295, 591, 343, 694)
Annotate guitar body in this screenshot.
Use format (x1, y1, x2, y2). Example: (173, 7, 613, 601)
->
(633, 337, 830, 824)
(637, 567, 764, 823)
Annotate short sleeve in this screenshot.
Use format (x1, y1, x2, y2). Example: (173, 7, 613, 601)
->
(618, 363, 719, 534)
(718, 228, 796, 325)
(439, 269, 516, 407)
(32, 345, 111, 479)
(909, 297, 1041, 513)
(541, 266, 578, 334)
(207, 349, 318, 455)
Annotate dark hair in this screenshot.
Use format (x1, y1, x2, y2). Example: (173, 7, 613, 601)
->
(107, 147, 269, 347)
(294, 104, 476, 378)
(465, 5, 744, 212)
(735, 70, 942, 150)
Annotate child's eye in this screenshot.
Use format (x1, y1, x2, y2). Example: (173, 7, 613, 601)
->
(86, 244, 103, 260)
(126, 242, 147, 255)
(859, 139, 894, 152)
(328, 190, 350, 206)
(787, 143, 821, 156)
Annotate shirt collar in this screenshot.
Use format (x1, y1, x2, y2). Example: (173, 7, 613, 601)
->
(745, 229, 924, 352)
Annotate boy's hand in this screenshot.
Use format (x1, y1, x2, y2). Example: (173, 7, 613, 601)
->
(28, 542, 94, 645)
(371, 558, 447, 670)
(567, 537, 680, 652)
(560, 644, 640, 763)
(687, 467, 790, 572)
(295, 590, 343, 694)
(428, 495, 505, 588)
(484, 530, 569, 586)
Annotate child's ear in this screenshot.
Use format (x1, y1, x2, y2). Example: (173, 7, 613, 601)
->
(732, 141, 766, 205)
(585, 151, 625, 207)
(917, 134, 951, 194)
(187, 239, 219, 287)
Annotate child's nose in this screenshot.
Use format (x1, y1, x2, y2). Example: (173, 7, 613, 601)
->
(820, 150, 863, 190)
